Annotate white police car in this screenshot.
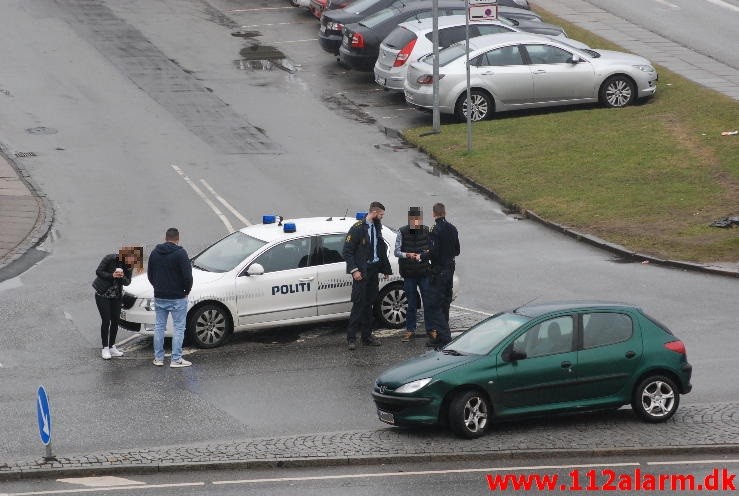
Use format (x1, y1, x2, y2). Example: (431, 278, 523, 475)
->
(120, 215, 417, 348)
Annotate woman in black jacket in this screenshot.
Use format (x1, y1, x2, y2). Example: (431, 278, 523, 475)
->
(92, 246, 143, 360)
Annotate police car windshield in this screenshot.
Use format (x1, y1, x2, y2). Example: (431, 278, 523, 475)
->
(448, 312, 530, 355)
(191, 232, 267, 273)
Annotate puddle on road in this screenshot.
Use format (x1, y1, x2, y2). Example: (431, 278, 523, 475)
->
(235, 43, 298, 74)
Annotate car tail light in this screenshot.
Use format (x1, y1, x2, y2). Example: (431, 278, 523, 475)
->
(664, 340, 686, 354)
(393, 38, 417, 67)
(350, 32, 364, 48)
(416, 74, 445, 85)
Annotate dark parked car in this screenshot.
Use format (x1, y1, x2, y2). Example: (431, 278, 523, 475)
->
(321, 0, 535, 55)
(339, 0, 469, 70)
(372, 301, 692, 438)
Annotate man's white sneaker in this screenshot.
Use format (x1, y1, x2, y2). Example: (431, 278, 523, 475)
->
(101, 347, 111, 360)
(153, 358, 164, 366)
(109, 346, 124, 357)
(170, 358, 192, 368)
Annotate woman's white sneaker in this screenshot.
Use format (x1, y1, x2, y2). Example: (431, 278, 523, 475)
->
(109, 346, 124, 357)
(101, 347, 111, 360)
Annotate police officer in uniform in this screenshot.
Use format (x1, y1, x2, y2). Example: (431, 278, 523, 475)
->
(421, 202, 460, 347)
(394, 207, 432, 342)
(343, 201, 393, 350)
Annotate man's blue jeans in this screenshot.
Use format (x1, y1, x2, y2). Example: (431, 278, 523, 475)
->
(404, 276, 430, 332)
(154, 298, 188, 362)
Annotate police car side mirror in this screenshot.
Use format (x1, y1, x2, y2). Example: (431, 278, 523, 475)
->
(246, 263, 265, 276)
(569, 54, 582, 64)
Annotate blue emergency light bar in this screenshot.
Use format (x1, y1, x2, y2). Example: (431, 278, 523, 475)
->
(283, 222, 296, 233)
(356, 212, 367, 220)
(263, 215, 277, 224)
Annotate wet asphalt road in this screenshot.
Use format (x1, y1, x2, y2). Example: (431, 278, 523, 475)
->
(0, 0, 736, 463)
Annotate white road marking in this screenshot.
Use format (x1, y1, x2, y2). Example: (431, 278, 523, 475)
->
(57, 476, 143, 487)
(271, 38, 319, 44)
(228, 7, 295, 12)
(451, 304, 494, 316)
(704, 0, 739, 11)
(0, 482, 204, 496)
(654, 0, 680, 8)
(213, 462, 640, 485)
(240, 22, 312, 28)
(171, 165, 234, 234)
(647, 459, 739, 466)
(199, 179, 252, 226)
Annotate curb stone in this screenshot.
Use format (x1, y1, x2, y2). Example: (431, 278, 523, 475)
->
(0, 147, 54, 276)
(1, 445, 739, 481)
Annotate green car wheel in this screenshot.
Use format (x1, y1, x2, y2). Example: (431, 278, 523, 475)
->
(449, 390, 491, 439)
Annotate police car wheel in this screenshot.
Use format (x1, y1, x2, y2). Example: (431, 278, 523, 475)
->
(187, 303, 232, 349)
(375, 283, 406, 329)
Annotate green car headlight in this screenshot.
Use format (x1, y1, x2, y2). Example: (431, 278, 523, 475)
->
(395, 378, 432, 394)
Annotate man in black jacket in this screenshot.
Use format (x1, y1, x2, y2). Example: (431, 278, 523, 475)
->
(148, 227, 193, 368)
(421, 203, 460, 348)
(342, 201, 392, 350)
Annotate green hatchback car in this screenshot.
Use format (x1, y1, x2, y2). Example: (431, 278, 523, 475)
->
(372, 301, 692, 438)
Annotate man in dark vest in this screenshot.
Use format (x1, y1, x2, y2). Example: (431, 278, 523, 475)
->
(394, 207, 432, 343)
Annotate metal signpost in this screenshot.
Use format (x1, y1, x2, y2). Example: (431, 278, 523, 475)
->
(465, 0, 498, 151)
(36, 385, 55, 460)
(432, 0, 440, 133)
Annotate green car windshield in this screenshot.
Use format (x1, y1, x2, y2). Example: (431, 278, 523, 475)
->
(450, 312, 530, 355)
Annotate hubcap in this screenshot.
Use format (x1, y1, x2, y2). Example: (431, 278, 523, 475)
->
(380, 288, 406, 326)
(641, 380, 675, 417)
(195, 309, 227, 345)
(606, 79, 632, 107)
(462, 94, 489, 121)
(463, 396, 488, 433)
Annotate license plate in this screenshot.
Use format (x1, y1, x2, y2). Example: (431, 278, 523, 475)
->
(119, 310, 126, 320)
(377, 409, 395, 425)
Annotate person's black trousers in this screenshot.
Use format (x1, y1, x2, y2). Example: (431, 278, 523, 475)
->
(426, 267, 454, 344)
(346, 264, 380, 342)
(95, 294, 121, 348)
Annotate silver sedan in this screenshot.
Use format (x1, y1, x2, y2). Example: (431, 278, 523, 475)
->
(404, 32, 658, 121)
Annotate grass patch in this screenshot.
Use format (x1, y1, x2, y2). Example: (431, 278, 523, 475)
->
(403, 8, 739, 263)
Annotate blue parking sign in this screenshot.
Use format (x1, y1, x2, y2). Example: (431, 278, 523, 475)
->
(36, 386, 52, 446)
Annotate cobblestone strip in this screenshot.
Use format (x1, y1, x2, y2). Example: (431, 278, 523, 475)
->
(1, 402, 738, 480)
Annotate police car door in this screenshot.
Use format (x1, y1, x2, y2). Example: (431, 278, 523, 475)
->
(236, 236, 318, 325)
(314, 233, 353, 316)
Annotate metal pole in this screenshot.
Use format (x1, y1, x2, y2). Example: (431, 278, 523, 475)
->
(465, 0, 472, 152)
(431, 0, 440, 133)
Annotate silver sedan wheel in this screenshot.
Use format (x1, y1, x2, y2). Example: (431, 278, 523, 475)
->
(602, 76, 634, 108)
(194, 307, 228, 347)
(379, 286, 407, 327)
(639, 380, 676, 418)
(462, 93, 490, 122)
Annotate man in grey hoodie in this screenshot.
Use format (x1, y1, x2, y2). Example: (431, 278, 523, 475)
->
(147, 228, 193, 368)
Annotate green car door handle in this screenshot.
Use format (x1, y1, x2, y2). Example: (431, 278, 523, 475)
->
(625, 351, 636, 359)
(561, 361, 572, 368)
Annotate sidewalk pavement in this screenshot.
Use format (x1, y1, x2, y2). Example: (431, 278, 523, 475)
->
(534, 0, 739, 101)
(0, 152, 51, 275)
(1, 401, 738, 481)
